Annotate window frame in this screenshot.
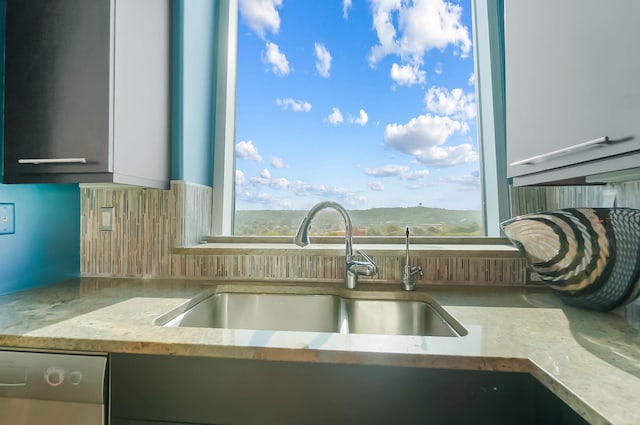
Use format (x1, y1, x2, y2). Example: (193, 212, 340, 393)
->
(472, 0, 510, 235)
(210, 0, 509, 237)
(211, 0, 238, 235)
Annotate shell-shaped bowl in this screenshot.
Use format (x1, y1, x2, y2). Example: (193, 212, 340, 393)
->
(500, 208, 640, 311)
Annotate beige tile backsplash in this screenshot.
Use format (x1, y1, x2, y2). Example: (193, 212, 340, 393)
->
(82, 181, 640, 285)
(80, 181, 529, 285)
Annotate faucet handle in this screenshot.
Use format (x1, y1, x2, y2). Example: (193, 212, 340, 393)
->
(402, 265, 422, 291)
(348, 249, 378, 276)
(345, 249, 378, 289)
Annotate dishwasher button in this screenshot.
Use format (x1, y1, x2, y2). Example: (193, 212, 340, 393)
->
(44, 366, 65, 387)
(69, 371, 83, 386)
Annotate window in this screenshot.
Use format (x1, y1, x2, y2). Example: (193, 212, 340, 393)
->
(211, 0, 509, 237)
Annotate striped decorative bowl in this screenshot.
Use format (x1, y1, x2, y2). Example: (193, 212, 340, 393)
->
(500, 208, 640, 311)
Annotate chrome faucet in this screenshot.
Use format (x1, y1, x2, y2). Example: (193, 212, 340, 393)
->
(402, 226, 423, 291)
(294, 201, 378, 289)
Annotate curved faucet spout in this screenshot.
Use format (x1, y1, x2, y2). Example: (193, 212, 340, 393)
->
(294, 201, 376, 289)
(294, 201, 353, 261)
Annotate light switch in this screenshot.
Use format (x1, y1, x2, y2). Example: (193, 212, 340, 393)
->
(0, 203, 15, 235)
(100, 207, 114, 231)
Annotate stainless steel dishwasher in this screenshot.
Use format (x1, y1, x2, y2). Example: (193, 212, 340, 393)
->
(0, 350, 107, 425)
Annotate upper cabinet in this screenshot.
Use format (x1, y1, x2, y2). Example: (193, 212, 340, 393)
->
(3, 0, 171, 189)
(505, 0, 640, 186)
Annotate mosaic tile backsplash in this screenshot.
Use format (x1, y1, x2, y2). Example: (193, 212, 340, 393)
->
(81, 181, 211, 277)
(80, 180, 640, 285)
(80, 181, 528, 285)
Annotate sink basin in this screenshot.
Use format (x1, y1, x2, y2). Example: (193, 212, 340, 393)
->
(345, 299, 459, 337)
(162, 287, 466, 337)
(164, 293, 341, 333)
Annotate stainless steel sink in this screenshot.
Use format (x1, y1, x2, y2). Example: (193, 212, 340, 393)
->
(345, 299, 460, 337)
(164, 293, 342, 333)
(162, 287, 466, 337)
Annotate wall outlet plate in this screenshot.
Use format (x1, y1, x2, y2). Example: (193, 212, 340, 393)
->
(100, 207, 114, 231)
(0, 203, 16, 235)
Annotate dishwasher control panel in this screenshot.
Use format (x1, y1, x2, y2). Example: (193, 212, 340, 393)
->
(0, 350, 106, 403)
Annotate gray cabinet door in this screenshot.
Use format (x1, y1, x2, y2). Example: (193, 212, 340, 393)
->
(4, 0, 112, 178)
(505, 0, 640, 183)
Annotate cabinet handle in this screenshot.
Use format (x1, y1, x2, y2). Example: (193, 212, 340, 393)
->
(0, 382, 26, 387)
(510, 136, 609, 166)
(18, 158, 88, 165)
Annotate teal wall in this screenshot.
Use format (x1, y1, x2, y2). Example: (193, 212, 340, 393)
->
(0, 1, 80, 294)
(172, 0, 217, 186)
(0, 183, 80, 295)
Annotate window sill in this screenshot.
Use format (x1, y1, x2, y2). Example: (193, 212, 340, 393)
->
(173, 236, 521, 258)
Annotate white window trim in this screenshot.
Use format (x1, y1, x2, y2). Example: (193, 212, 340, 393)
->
(211, 0, 509, 237)
(211, 0, 238, 236)
(472, 0, 511, 236)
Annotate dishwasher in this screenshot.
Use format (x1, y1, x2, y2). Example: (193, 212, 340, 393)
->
(0, 350, 107, 425)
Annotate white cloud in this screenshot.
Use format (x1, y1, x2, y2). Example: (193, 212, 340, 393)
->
(276, 97, 312, 112)
(250, 175, 270, 185)
(401, 169, 430, 180)
(415, 144, 478, 166)
(239, 0, 282, 38)
(368, 181, 385, 191)
(349, 109, 369, 126)
(263, 42, 290, 76)
(343, 0, 352, 18)
(468, 72, 475, 86)
(270, 177, 291, 189)
(368, 0, 472, 66)
(327, 107, 344, 125)
(385, 114, 466, 151)
(425, 86, 476, 120)
(236, 170, 248, 186)
(236, 140, 263, 162)
(384, 114, 476, 167)
(237, 190, 280, 205)
(314, 43, 332, 78)
(368, 0, 399, 67)
(363, 164, 410, 177)
(248, 172, 292, 190)
(235, 188, 251, 200)
(435, 62, 443, 75)
(248, 174, 290, 189)
(260, 168, 271, 179)
(271, 156, 286, 168)
(238, 170, 367, 207)
(363, 164, 429, 180)
(236, 188, 296, 209)
(252, 192, 278, 204)
(390, 63, 426, 86)
(445, 170, 481, 187)
(289, 181, 368, 207)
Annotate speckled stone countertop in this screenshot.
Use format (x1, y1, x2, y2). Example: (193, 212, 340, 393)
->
(0, 277, 639, 425)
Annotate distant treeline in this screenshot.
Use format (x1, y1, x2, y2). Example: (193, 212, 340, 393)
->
(235, 206, 483, 236)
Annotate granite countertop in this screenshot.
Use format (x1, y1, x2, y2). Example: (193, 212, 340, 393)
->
(0, 277, 639, 425)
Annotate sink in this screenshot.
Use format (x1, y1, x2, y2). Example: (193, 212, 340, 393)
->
(162, 286, 466, 337)
(164, 293, 342, 333)
(345, 299, 460, 337)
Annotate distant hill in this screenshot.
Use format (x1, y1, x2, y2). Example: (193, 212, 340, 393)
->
(235, 206, 482, 236)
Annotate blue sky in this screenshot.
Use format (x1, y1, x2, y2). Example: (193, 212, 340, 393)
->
(235, 0, 479, 211)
